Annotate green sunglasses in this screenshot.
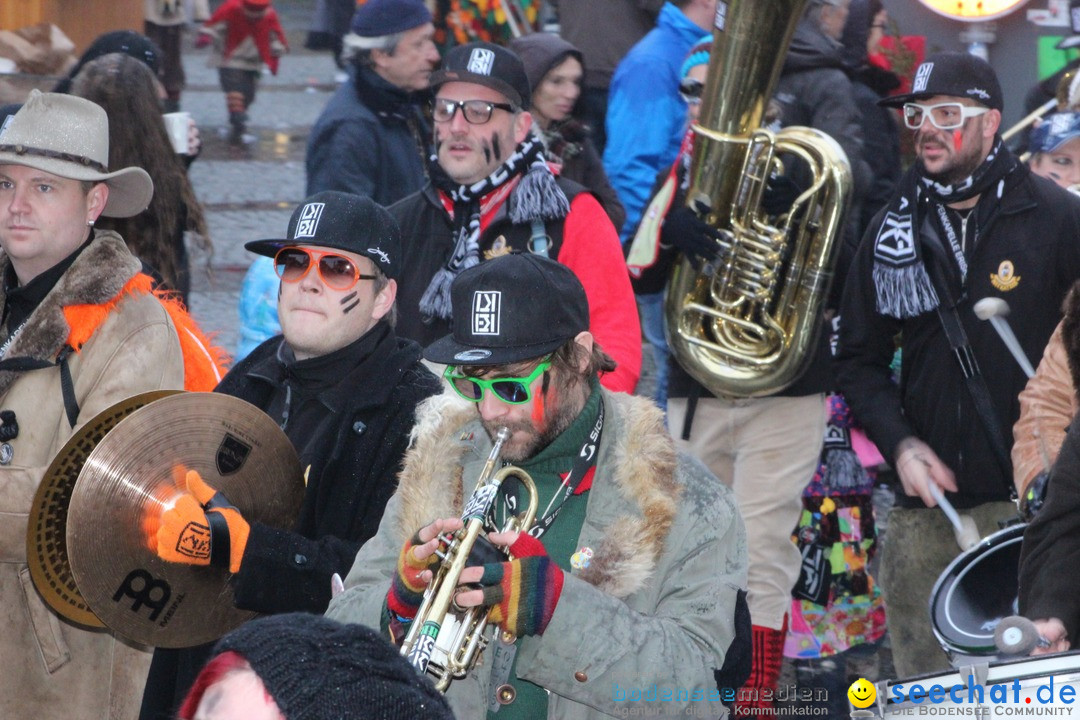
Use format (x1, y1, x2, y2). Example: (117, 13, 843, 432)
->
(444, 358, 553, 404)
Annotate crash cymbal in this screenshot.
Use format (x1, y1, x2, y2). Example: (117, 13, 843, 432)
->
(28, 390, 181, 628)
(67, 392, 303, 648)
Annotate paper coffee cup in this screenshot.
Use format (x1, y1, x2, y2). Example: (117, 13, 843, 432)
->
(163, 111, 191, 155)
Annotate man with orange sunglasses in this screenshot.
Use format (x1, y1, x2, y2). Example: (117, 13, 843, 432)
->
(139, 190, 442, 719)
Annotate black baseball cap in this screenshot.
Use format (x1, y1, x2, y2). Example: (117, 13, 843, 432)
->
(879, 51, 1003, 112)
(1060, 0, 1080, 49)
(246, 191, 402, 280)
(430, 42, 531, 110)
(424, 253, 589, 366)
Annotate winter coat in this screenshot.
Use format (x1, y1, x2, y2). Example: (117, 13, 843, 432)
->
(836, 165, 1080, 509)
(1013, 321, 1076, 497)
(389, 180, 642, 393)
(603, 2, 705, 240)
(775, 16, 872, 224)
(1019, 404, 1080, 643)
(548, 0, 664, 90)
(0, 231, 185, 720)
(139, 324, 442, 719)
(326, 389, 748, 720)
(306, 66, 430, 205)
(540, 122, 626, 231)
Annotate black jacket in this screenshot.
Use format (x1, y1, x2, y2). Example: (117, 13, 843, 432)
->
(139, 324, 441, 720)
(305, 65, 430, 205)
(836, 164, 1080, 509)
(389, 179, 585, 349)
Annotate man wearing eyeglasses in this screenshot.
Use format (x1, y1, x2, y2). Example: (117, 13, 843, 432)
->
(139, 190, 442, 719)
(388, 41, 641, 395)
(835, 52, 1080, 676)
(327, 252, 748, 719)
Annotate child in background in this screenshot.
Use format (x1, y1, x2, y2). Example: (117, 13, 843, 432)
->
(196, 0, 288, 144)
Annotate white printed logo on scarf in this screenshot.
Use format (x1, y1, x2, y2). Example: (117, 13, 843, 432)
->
(472, 290, 501, 335)
(294, 202, 325, 238)
(873, 212, 916, 265)
(714, 2, 727, 31)
(467, 48, 496, 76)
(912, 62, 934, 94)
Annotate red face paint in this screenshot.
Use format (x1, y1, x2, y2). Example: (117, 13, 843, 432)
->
(531, 384, 547, 427)
(953, 129, 963, 153)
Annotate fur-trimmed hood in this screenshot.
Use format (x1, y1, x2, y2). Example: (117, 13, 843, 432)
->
(0, 231, 141, 398)
(394, 387, 680, 599)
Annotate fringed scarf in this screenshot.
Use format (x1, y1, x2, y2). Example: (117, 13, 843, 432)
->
(871, 138, 1018, 319)
(421, 135, 570, 322)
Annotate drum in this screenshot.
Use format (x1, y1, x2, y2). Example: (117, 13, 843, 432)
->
(930, 523, 1025, 659)
(879, 652, 1080, 716)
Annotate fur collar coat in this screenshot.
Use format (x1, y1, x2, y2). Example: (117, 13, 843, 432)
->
(328, 387, 746, 719)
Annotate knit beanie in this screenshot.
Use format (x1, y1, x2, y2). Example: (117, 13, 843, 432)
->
(350, 0, 433, 37)
(509, 33, 583, 98)
(680, 35, 713, 79)
(211, 613, 455, 720)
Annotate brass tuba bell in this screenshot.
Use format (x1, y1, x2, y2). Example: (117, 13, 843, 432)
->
(665, 0, 853, 398)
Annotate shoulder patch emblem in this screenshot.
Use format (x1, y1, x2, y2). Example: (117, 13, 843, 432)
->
(990, 260, 1019, 291)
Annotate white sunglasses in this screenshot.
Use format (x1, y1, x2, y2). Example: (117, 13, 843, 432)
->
(903, 102, 990, 131)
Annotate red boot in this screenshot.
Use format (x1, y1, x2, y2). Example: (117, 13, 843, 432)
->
(735, 618, 787, 714)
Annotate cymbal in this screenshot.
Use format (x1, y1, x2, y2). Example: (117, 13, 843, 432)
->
(28, 390, 181, 628)
(66, 392, 303, 648)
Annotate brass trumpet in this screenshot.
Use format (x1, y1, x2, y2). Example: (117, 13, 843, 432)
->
(401, 427, 538, 692)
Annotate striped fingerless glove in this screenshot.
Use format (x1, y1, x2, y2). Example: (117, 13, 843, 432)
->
(387, 531, 439, 620)
(478, 533, 564, 638)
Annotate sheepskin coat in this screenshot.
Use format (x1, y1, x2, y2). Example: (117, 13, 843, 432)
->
(327, 387, 747, 719)
(0, 231, 185, 720)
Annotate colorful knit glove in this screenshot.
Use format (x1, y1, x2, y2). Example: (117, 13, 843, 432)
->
(387, 531, 441, 621)
(156, 470, 249, 574)
(477, 533, 564, 638)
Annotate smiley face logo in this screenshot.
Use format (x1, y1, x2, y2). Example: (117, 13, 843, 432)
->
(848, 677, 876, 709)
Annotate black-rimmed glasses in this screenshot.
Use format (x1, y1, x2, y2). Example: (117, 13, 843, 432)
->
(432, 98, 516, 125)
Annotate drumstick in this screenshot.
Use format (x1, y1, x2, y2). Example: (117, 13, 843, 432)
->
(973, 298, 1037, 378)
(929, 483, 980, 551)
(995, 615, 1052, 655)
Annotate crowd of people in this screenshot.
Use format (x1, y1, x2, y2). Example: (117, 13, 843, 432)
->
(6, 0, 1080, 718)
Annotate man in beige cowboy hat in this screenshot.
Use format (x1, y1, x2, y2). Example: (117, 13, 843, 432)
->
(0, 89, 189, 719)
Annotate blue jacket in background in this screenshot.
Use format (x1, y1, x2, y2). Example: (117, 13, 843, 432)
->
(305, 65, 430, 205)
(603, 2, 704, 242)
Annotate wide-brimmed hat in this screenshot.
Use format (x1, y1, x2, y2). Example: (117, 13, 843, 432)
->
(424, 253, 589, 366)
(0, 90, 153, 218)
(245, 191, 402, 280)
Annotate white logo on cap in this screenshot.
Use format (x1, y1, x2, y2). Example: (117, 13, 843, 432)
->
(467, 48, 496, 75)
(295, 203, 325, 239)
(1052, 113, 1073, 134)
(472, 291, 501, 336)
(912, 62, 934, 93)
(454, 349, 492, 362)
(367, 247, 390, 265)
(967, 87, 990, 100)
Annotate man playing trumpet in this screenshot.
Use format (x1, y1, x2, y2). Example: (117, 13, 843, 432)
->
(327, 252, 748, 719)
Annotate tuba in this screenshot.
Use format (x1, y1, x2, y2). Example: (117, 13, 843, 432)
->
(401, 427, 538, 692)
(664, 0, 853, 397)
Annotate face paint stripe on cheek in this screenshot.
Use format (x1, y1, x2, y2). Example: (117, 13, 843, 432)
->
(339, 291, 358, 305)
(953, 129, 962, 153)
(491, 135, 502, 162)
(341, 299, 360, 314)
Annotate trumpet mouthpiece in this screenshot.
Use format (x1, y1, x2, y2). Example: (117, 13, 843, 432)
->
(973, 297, 1009, 321)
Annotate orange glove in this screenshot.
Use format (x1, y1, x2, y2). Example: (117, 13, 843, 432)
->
(156, 470, 249, 573)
